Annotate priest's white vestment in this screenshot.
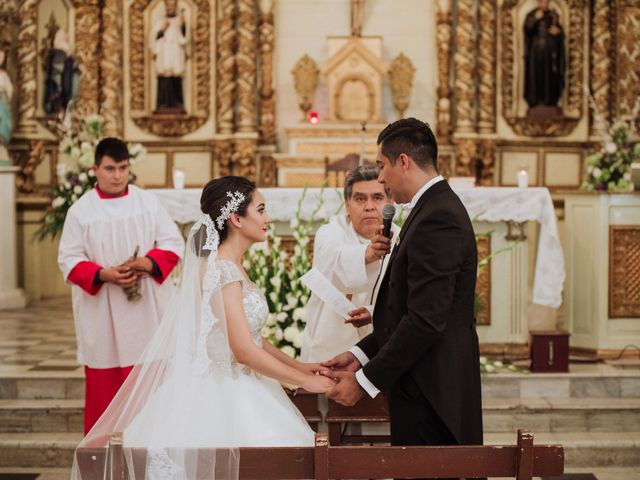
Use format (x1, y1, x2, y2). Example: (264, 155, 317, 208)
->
(301, 215, 399, 362)
(58, 185, 184, 368)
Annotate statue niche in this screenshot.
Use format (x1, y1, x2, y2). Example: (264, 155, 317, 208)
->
(323, 37, 386, 123)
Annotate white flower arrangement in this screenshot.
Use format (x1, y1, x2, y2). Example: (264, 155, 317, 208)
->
(36, 111, 146, 240)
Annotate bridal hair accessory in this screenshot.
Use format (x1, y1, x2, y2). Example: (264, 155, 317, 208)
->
(216, 191, 246, 230)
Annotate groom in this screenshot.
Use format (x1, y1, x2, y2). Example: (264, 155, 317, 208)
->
(324, 118, 483, 448)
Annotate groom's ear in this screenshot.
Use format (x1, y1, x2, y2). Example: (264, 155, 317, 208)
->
(229, 212, 242, 228)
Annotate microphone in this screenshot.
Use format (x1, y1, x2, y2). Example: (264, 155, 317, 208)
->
(381, 203, 396, 238)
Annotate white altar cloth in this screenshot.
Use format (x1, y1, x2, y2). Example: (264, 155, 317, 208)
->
(150, 187, 564, 308)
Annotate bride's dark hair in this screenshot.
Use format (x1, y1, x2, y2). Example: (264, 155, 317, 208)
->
(199, 176, 257, 245)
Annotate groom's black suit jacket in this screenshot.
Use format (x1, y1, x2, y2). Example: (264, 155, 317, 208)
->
(357, 180, 483, 445)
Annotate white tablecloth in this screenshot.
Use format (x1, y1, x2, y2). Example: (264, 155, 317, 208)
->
(151, 187, 564, 308)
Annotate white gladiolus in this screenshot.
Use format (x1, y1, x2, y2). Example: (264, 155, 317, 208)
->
(73, 185, 83, 194)
(293, 332, 303, 349)
(292, 307, 305, 322)
(78, 152, 94, 169)
(484, 364, 495, 373)
(283, 326, 298, 343)
(270, 276, 281, 289)
(269, 292, 278, 304)
(71, 194, 78, 202)
(592, 167, 602, 178)
(52, 196, 66, 208)
(88, 169, 95, 177)
(64, 182, 72, 190)
(276, 312, 288, 322)
(281, 345, 296, 358)
(266, 314, 277, 326)
(78, 172, 88, 183)
(605, 142, 617, 154)
(275, 327, 284, 341)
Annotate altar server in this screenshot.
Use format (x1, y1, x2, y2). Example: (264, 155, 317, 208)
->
(301, 165, 398, 362)
(58, 137, 184, 434)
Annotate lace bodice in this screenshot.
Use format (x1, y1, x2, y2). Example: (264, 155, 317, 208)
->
(216, 260, 269, 349)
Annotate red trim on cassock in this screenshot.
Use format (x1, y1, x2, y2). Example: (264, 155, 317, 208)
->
(95, 185, 129, 199)
(84, 365, 134, 434)
(68, 261, 103, 295)
(145, 248, 180, 284)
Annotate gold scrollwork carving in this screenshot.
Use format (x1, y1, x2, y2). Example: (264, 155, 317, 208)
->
(500, 0, 584, 137)
(291, 54, 319, 120)
(477, 0, 497, 134)
(590, 0, 612, 135)
(100, 0, 123, 136)
(233, 138, 257, 179)
(72, 0, 101, 117)
(214, 138, 233, 177)
(615, 1, 640, 124)
(129, 0, 210, 137)
(388, 53, 415, 119)
(436, 1, 452, 140)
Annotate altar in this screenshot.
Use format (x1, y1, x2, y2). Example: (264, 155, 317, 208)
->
(151, 186, 564, 354)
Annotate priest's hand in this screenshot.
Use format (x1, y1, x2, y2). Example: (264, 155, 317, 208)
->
(327, 371, 365, 406)
(322, 351, 361, 373)
(99, 265, 137, 288)
(364, 230, 392, 264)
(345, 306, 372, 328)
(127, 257, 154, 278)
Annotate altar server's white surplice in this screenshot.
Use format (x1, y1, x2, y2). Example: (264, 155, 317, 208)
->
(301, 215, 399, 362)
(58, 185, 184, 368)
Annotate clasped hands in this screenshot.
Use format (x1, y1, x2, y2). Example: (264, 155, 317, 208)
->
(299, 351, 366, 407)
(98, 257, 154, 288)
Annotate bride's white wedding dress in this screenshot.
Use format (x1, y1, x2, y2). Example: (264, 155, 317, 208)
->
(124, 260, 314, 447)
(72, 215, 313, 480)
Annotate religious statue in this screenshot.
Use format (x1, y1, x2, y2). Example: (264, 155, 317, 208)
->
(351, 0, 365, 37)
(43, 28, 79, 115)
(523, 0, 565, 113)
(0, 48, 13, 165)
(150, 0, 189, 114)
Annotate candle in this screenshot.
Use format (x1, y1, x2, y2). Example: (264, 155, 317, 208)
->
(173, 169, 185, 189)
(517, 168, 528, 188)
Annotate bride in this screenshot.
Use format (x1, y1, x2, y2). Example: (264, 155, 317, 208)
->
(72, 176, 335, 479)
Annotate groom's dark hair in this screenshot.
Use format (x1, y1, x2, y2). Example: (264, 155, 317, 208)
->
(377, 118, 438, 172)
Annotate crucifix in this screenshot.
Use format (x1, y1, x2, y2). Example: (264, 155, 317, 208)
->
(351, 0, 365, 37)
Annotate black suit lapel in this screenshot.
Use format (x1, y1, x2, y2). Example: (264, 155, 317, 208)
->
(374, 180, 450, 312)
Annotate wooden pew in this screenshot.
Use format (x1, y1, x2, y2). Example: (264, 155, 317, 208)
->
(325, 394, 390, 445)
(75, 429, 563, 479)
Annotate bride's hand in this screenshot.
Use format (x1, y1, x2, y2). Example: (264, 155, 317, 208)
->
(297, 361, 331, 377)
(301, 373, 336, 393)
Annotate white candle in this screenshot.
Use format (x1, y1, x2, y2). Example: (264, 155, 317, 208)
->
(173, 169, 185, 189)
(517, 168, 528, 188)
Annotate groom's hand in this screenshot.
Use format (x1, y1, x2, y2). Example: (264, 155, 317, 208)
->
(327, 371, 365, 406)
(321, 351, 361, 372)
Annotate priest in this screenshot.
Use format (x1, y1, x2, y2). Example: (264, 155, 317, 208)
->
(58, 137, 184, 434)
(301, 165, 398, 362)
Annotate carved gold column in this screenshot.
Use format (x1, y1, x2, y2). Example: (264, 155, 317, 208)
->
(73, 0, 101, 116)
(477, 0, 496, 134)
(435, 0, 452, 140)
(15, 0, 38, 137)
(258, 0, 276, 144)
(214, 139, 233, 177)
(236, 0, 258, 133)
(216, 0, 236, 134)
(614, 0, 640, 122)
(453, 0, 476, 134)
(590, 0, 612, 136)
(100, 0, 123, 136)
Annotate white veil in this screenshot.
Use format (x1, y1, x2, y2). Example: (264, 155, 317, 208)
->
(71, 214, 240, 480)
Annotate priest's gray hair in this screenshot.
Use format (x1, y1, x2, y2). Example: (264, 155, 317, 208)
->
(344, 165, 384, 200)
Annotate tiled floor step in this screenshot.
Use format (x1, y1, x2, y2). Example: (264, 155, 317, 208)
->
(0, 399, 83, 432)
(0, 431, 638, 469)
(484, 431, 640, 468)
(0, 375, 84, 400)
(482, 397, 640, 433)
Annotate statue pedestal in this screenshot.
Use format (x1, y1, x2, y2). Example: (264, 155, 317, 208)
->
(0, 166, 26, 309)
